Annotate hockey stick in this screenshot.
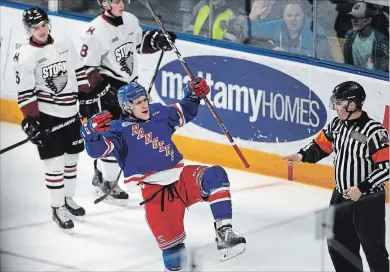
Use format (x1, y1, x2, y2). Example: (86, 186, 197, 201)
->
(148, 50, 164, 94)
(94, 50, 165, 205)
(0, 116, 79, 155)
(138, 0, 250, 168)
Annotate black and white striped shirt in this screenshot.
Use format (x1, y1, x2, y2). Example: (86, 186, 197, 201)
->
(299, 111, 389, 194)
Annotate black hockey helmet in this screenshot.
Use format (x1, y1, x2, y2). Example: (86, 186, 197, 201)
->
(330, 81, 366, 111)
(96, 0, 131, 8)
(22, 6, 49, 30)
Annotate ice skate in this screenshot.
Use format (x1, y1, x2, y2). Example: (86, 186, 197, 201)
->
(52, 205, 74, 234)
(215, 224, 246, 262)
(92, 167, 129, 206)
(65, 197, 85, 222)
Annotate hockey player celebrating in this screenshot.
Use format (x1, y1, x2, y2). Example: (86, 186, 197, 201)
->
(80, 78, 246, 270)
(13, 6, 95, 231)
(79, 0, 177, 205)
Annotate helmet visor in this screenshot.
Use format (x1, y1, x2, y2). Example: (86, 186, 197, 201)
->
(329, 94, 348, 110)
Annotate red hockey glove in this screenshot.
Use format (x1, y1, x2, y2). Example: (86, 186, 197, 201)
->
(188, 77, 210, 97)
(90, 111, 113, 132)
(80, 111, 113, 142)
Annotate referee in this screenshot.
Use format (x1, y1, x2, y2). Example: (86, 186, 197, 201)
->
(283, 81, 389, 272)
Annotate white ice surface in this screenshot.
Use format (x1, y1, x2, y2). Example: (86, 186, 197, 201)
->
(1, 122, 388, 271)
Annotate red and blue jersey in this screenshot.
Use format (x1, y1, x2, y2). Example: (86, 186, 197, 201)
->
(83, 95, 200, 186)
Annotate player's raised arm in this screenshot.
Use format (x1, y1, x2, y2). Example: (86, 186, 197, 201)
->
(167, 77, 210, 129)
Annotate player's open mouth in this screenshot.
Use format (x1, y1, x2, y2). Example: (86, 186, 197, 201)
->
(142, 110, 148, 114)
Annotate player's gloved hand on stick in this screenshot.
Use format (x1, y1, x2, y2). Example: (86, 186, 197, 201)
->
(187, 77, 210, 98)
(21, 115, 44, 146)
(80, 111, 113, 142)
(153, 30, 177, 51)
(78, 92, 100, 119)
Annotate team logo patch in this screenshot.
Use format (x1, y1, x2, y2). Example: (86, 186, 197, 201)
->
(42, 61, 68, 93)
(350, 131, 368, 144)
(114, 42, 133, 76)
(86, 27, 95, 35)
(379, 130, 389, 144)
(13, 52, 20, 62)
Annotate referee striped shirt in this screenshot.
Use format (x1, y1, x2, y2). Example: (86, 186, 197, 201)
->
(299, 111, 389, 194)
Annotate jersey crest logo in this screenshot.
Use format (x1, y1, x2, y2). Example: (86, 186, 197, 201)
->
(86, 27, 96, 35)
(42, 61, 68, 94)
(114, 42, 133, 76)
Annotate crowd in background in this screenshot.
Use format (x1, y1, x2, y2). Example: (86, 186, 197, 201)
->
(7, 0, 389, 73)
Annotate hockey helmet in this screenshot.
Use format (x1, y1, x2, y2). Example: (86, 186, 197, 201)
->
(118, 82, 150, 114)
(22, 6, 50, 30)
(97, 0, 131, 7)
(330, 81, 366, 111)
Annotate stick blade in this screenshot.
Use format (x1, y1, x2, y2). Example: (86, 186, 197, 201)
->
(94, 194, 108, 204)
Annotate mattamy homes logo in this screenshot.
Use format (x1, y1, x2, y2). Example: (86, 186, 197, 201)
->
(154, 56, 327, 143)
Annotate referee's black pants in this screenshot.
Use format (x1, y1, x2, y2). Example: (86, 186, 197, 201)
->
(327, 189, 389, 272)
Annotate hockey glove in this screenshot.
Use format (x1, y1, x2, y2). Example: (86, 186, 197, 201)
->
(99, 86, 122, 119)
(78, 92, 100, 119)
(21, 115, 44, 146)
(153, 30, 177, 51)
(187, 77, 210, 98)
(80, 111, 113, 142)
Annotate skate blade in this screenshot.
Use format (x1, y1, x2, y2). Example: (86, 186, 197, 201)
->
(56, 224, 74, 235)
(104, 197, 129, 206)
(218, 243, 246, 262)
(93, 190, 128, 206)
(70, 214, 85, 223)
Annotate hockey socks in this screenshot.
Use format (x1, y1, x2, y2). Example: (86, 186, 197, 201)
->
(201, 166, 232, 221)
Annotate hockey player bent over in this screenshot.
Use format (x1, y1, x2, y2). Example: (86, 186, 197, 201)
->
(79, 0, 177, 205)
(13, 7, 95, 231)
(80, 78, 246, 270)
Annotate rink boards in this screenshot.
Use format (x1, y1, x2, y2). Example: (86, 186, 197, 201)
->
(0, 3, 389, 194)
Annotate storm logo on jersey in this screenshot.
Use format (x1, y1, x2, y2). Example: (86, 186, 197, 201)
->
(42, 61, 68, 94)
(114, 42, 133, 76)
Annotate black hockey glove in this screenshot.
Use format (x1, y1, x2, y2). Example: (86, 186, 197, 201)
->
(153, 30, 177, 51)
(21, 115, 44, 146)
(78, 92, 100, 119)
(99, 86, 122, 119)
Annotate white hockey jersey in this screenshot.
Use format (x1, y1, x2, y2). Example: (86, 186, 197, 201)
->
(13, 36, 88, 118)
(79, 12, 144, 85)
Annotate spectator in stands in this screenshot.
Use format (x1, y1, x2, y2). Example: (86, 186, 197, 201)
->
(333, 0, 389, 39)
(248, 0, 283, 22)
(343, 2, 389, 72)
(241, 0, 285, 44)
(185, 0, 245, 42)
(244, 0, 333, 60)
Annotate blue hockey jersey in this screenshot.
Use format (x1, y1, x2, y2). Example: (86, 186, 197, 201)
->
(82, 95, 200, 186)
